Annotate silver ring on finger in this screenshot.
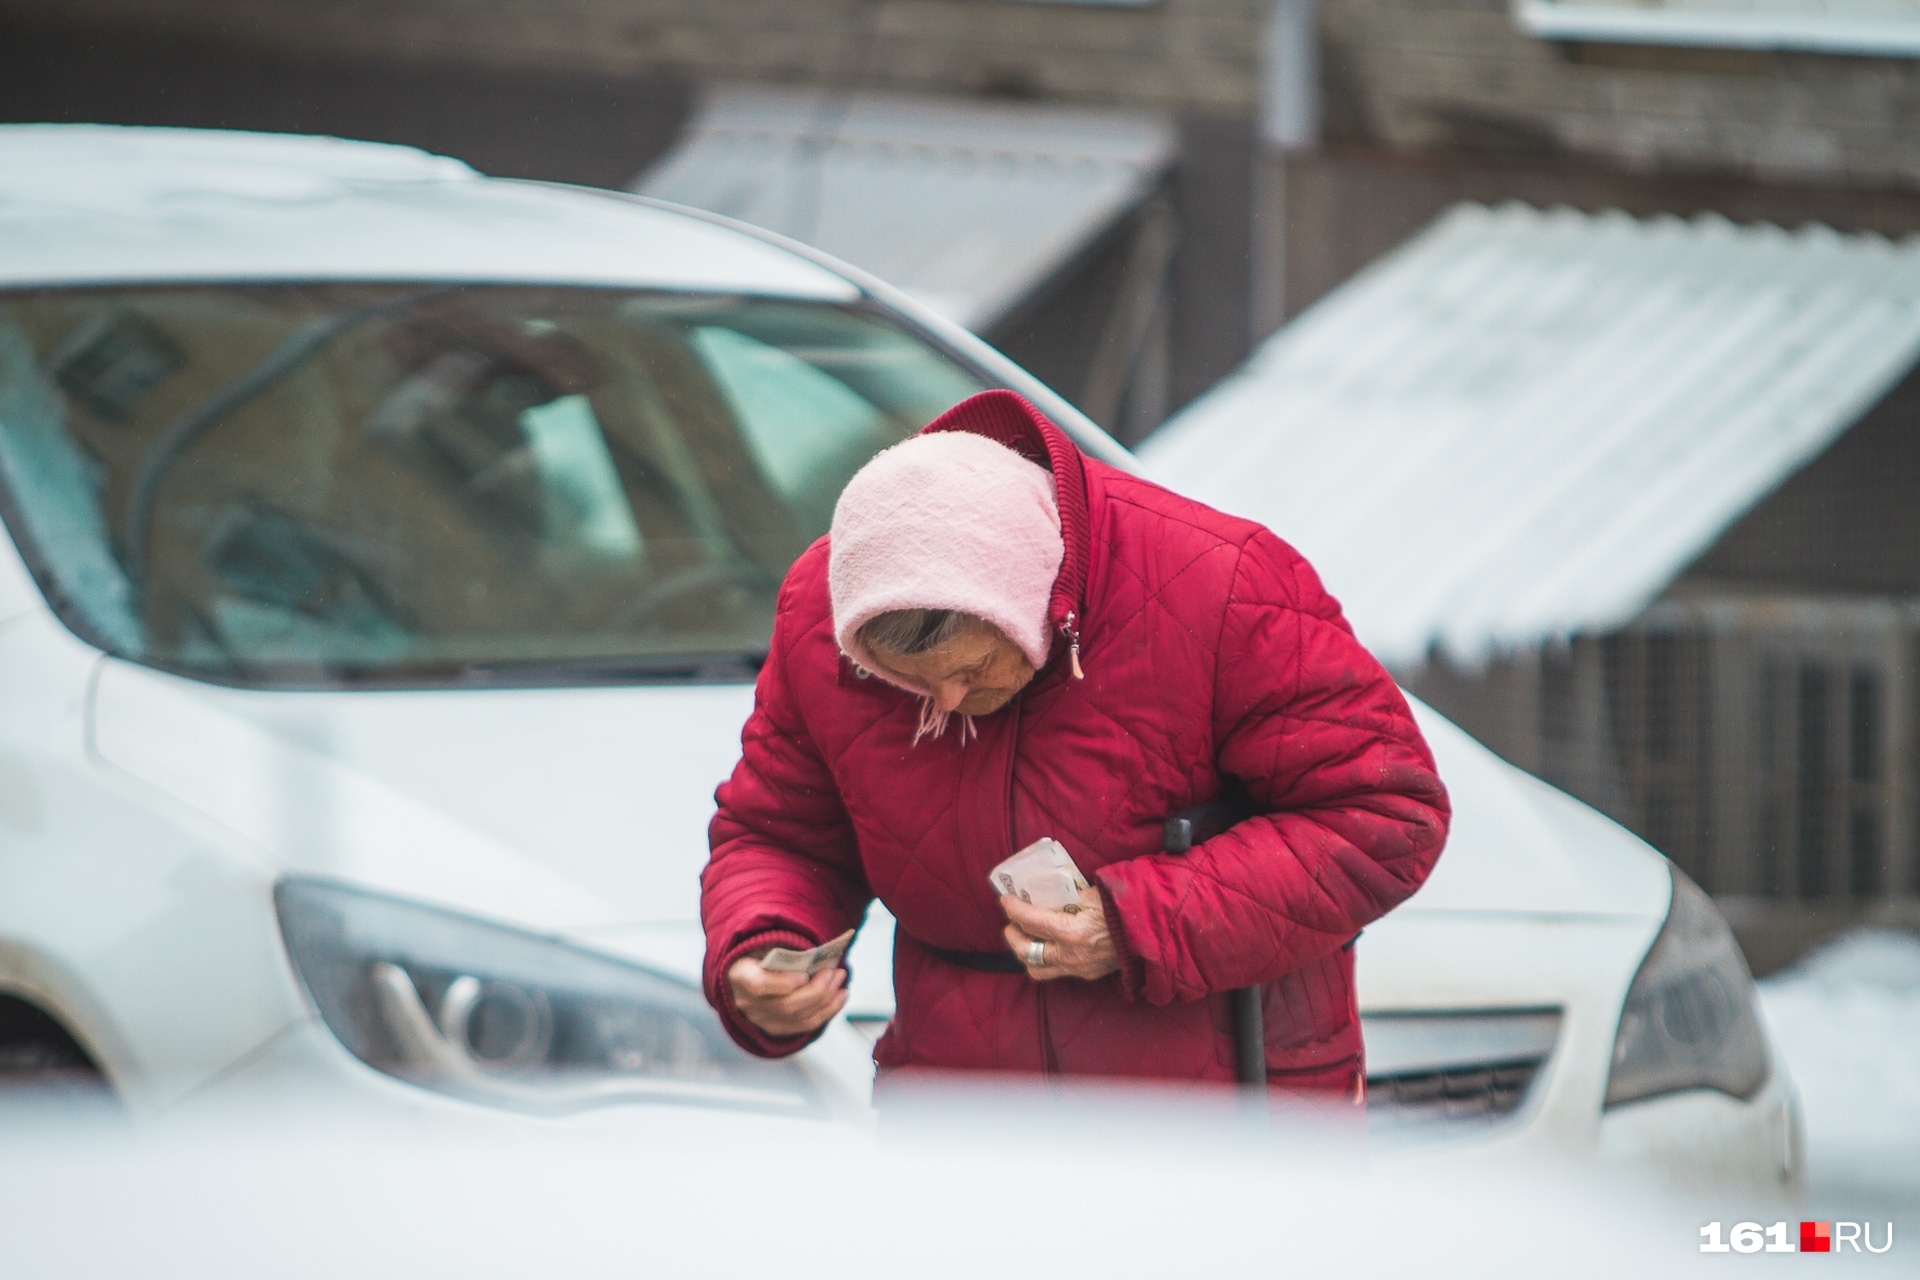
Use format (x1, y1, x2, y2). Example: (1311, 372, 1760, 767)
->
(1026, 939, 1046, 967)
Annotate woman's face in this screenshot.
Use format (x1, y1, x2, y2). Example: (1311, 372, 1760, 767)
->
(872, 620, 1038, 717)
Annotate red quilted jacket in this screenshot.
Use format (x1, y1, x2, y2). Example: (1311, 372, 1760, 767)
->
(701, 392, 1449, 1096)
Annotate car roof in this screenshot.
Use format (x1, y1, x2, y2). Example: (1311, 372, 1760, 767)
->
(0, 125, 860, 299)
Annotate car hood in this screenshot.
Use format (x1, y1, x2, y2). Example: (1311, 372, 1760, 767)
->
(90, 659, 1669, 944)
(91, 659, 759, 934)
(1398, 701, 1668, 919)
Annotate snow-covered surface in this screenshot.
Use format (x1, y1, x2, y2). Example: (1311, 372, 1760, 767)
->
(0, 1093, 1802, 1277)
(1140, 202, 1920, 667)
(634, 82, 1174, 331)
(0, 124, 857, 297)
(1758, 929, 1920, 1215)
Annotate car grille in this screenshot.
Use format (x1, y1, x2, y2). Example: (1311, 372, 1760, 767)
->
(1361, 1009, 1560, 1137)
(838, 1008, 1562, 1132)
(1367, 1056, 1544, 1127)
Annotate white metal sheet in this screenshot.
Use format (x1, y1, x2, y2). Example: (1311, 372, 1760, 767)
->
(1141, 203, 1920, 667)
(634, 82, 1176, 332)
(1518, 0, 1920, 57)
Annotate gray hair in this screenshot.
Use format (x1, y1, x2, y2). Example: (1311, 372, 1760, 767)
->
(858, 608, 975, 657)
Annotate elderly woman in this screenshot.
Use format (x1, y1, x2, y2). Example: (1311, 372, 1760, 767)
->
(700, 391, 1448, 1098)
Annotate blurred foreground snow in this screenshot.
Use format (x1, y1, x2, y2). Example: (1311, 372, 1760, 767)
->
(1758, 929, 1920, 1216)
(0, 1088, 1799, 1279)
(2, 936, 1913, 1275)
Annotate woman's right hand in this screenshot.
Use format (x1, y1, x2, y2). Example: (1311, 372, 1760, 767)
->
(727, 952, 849, 1037)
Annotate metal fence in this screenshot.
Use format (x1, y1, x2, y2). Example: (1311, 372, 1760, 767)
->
(1408, 592, 1920, 905)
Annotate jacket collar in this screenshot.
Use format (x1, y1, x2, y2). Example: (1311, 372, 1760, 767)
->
(917, 390, 1091, 670)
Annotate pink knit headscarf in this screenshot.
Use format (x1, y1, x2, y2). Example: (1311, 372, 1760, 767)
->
(829, 430, 1063, 738)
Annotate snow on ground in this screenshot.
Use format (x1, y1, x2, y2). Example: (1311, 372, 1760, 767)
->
(1757, 929, 1920, 1216)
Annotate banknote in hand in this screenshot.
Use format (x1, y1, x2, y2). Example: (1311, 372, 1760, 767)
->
(758, 929, 856, 975)
(987, 838, 1090, 912)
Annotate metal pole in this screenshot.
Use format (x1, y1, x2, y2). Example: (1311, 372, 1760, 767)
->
(1255, 0, 1321, 337)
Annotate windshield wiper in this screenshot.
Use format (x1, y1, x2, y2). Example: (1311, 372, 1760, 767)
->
(447, 650, 769, 688)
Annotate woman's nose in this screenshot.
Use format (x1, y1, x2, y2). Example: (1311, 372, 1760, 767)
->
(933, 681, 969, 713)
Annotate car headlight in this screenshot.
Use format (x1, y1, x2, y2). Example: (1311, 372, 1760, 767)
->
(1604, 865, 1768, 1108)
(275, 877, 819, 1116)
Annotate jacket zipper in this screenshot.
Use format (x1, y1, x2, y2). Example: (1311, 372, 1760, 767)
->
(1058, 611, 1084, 681)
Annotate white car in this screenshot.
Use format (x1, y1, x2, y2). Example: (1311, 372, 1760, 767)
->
(0, 125, 1799, 1185)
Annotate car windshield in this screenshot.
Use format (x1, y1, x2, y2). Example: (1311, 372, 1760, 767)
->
(0, 283, 987, 686)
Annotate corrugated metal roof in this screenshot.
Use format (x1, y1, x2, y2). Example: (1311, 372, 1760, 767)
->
(1139, 202, 1920, 669)
(632, 82, 1175, 332)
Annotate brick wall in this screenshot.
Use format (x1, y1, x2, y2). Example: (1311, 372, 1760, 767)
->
(0, 0, 1266, 116)
(1320, 0, 1920, 187)
(23, 0, 1920, 184)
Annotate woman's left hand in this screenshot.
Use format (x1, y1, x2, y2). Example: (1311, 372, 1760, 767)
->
(1001, 886, 1119, 981)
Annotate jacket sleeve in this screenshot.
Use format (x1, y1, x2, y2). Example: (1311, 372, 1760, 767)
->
(1095, 529, 1450, 1005)
(700, 579, 871, 1057)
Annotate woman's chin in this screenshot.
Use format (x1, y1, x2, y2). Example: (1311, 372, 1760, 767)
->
(959, 691, 1017, 716)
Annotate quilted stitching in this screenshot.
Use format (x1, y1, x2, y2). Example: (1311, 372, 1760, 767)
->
(702, 399, 1449, 1090)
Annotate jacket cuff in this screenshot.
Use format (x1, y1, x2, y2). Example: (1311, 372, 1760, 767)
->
(1095, 875, 1146, 1001)
(709, 928, 825, 1059)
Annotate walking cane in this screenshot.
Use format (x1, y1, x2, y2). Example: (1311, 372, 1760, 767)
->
(1162, 787, 1265, 1091)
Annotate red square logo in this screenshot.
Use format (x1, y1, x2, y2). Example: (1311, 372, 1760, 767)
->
(1801, 1222, 1831, 1253)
